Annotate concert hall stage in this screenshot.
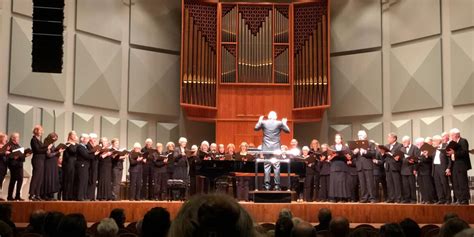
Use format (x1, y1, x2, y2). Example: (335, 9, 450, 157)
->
(5, 201, 474, 225)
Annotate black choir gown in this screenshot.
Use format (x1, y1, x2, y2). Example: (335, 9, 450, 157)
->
(328, 145, 350, 200)
(62, 143, 77, 200)
(43, 146, 60, 198)
(97, 155, 113, 200)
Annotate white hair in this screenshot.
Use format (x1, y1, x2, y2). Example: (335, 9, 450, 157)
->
(166, 141, 175, 148)
(145, 138, 153, 144)
(432, 135, 442, 141)
(133, 142, 142, 149)
(425, 137, 432, 142)
(89, 133, 98, 139)
(178, 137, 187, 144)
(201, 140, 209, 147)
(449, 128, 460, 135)
(358, 130, 368, 139)
(97, 218, 118, 237)
(210, 143, 217, 147)
(191, 145, 198, 151)
(268, 111, 277, 120)
(402, 136, 411, 142)
(415, 137, 425, 144)
(302, 146, 309, 151)
(80, 133, 89, 139)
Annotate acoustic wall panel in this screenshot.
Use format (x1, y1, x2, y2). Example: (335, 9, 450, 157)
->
(390, 38, 442, 113)
(129, 48, 180, 117)
(330, 0, 381, 53)
(127, 119, 149, 149)
(389, 0, 440, 44)
(76, 0, 123, 41)
(419, 116, 443, 138)
(7, 103, 34, 147)
(330, 51, 382, 118)
(72, 112, 94, 136)
(101, 116, 120, 140)
(451, 30, 474, 106)
(9, 17, 67, 102)
(130, 0, 180, 51)
(74, 34, 122, 110)
(156, 122, 179, 145)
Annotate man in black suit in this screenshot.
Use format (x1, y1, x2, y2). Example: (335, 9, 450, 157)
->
(447, 128, 471, 205)
(86, 133, 99, 200)
(383, 133, 403, 203)
(254, 111, 290, 191)
(76, 134, 97, 201)
(400, 136, 418, 203)
(430, 135, 451, 204)
(353, 130, 377, 203)
(373, 147, 387, 202)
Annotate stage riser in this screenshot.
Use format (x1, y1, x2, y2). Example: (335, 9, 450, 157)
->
(4, 201, 473, 224)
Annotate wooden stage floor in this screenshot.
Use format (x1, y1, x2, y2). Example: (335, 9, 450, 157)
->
(4, 201, 474, 224)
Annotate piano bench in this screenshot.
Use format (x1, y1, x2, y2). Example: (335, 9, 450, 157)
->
(167, 179, 187, 201)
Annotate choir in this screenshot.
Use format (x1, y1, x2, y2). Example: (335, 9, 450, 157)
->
(0, 125, 471, 205)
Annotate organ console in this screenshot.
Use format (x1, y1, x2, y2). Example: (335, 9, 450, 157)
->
(180, 0, 331, 145)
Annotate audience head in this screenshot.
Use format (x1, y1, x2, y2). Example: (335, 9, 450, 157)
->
(444, 212, 459, 222)
(291, 221, 315, 237)
(453, 228, 474, 237)
(439, 217, 469, 237)
(28, 209, 47, 233)
(0, 220, 12, 237)
(317, 208, 332, 226)
(278, 208, 293, 220)
(292, 217, 304, 226)
(275, 216, 293, 237)
(57, 213, 87, 237)
(109, 208, 126, 229)
(96, 218, 118, 237)
(399, 218, 420, 237)
(329, 217, 350, 237)
(168, 193, 257, 237)
(141, 207, 171, 237)
(380, 223, 405, 237)
(44, 211, 65, 237)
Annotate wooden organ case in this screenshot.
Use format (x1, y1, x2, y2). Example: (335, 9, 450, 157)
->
(180, 0, 330, 146)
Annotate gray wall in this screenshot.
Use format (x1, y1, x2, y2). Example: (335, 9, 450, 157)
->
(295, 0, 474, 173)
(0, 0, 214, 197)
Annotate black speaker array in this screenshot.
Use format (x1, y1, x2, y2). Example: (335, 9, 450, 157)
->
(32, 0, 65, 73)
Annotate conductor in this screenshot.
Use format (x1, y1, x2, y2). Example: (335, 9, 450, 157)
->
(255, 111, 290, 191)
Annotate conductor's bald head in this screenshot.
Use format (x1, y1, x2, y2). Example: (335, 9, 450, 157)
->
(268, 111, 277, 120)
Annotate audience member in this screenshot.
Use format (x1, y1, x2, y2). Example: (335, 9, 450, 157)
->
(141, 207, 171, 237)
(399, 218, 421, 237)
(57, 213, 87, 237)
(291, 221, 315, 237)
(329, 217, 350, 237)
(380, 223, 405, 237)
(314, 208, 332, 232)
(44, 211, 65, 237)
(96, 218, 119, 237)
(439, 218, 470, 237)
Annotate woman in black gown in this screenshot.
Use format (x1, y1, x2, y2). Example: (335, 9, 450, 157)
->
(43, 133, 64, 200)
(29, 125, 48, 201)
(62, 131, 78, 200)
(328, 134, 351, 202)
(97, 137, 113, 201)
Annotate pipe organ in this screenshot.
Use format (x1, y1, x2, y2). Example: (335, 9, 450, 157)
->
(180, 0, 330, 145)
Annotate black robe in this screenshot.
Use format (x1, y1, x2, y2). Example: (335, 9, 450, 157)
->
(43, 146, 60, 196)
(97, 154, 113, 200)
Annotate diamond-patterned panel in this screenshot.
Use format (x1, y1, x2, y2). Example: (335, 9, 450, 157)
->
(419, 116, 443, 138)
(390, 38, 442, 113)
(74, 34, 122, 110)
(451, 30, 474, 106)
(7, 103, 34, 147)
(127, 120, 149, 149)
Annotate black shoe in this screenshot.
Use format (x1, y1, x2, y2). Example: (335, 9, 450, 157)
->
(6, 197, 14, 201)
(459, 201, 469, 205)
(274, 186, 281, 191)
(15, 197, 24, 201)
(359, 200, 368, 203)
(386, 200, 394, 203)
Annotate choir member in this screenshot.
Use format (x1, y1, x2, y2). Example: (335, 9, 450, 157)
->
(0, 133, 9, 201)
(152, 143, 168, 200)
(431, 135, 452, 204)
(6, 133, 27, 201)
(87, 133, 99, 201)
(353, 130, 376, 203)
(328, 134, 351, 202)
(173, 137, 189, 185)
(62, 131, 78, 200)
(111, 138, 126, 200)
(216, 144, 226, 160)
(400, 136, 418, 203)
(447, 128, 471, 205)
(235, 142, 253, 201)
(29, 125, 48, 201)
(141, 138, 155, 200)
(226, 143, 236, 160)
(373, 143, 387, 203)
(289, 139, 301, 157)
(346, 148, 359, 202)
(129, 143, 145, 201)
(209, 143, 218, 159)
(165, 142, 176, 181)
(43, 132, 64, 200)
(199, 141, 212, 160)
(309, 139, 321, 155)
(302, 146, 319, 202)
(425, 137, 433, 146)
(318, 144, 331, 202)
(76, 134, 98, 201)
(417, 138, 436, 204)
(441, 132, 450, 144)
(97, 137, 113, 201)
(187, 145, 200, 197)
(383, 133, 403, 203)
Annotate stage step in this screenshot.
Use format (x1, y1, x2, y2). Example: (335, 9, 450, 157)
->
(250, 191, 297, 203)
